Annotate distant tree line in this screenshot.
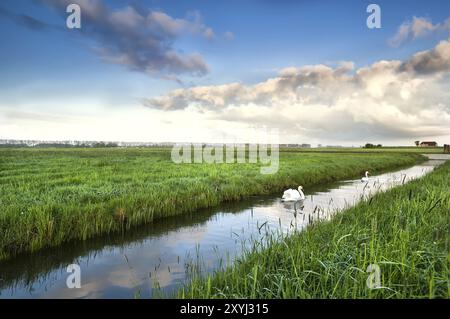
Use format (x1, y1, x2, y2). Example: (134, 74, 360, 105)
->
(0, 142, 119, 148)
(91, 142, 119, 148)
(364, 143, 382, 148)
(0, 143, 28, 148)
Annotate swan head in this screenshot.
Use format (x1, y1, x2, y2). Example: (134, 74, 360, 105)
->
(298, 186, 303, 191)
(365, 171, 370, 177)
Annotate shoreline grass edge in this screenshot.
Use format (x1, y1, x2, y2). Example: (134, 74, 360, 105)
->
(178, 160, 449, 299)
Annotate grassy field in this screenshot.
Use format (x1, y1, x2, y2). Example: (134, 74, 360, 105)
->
(179, 161, 450, 299)
(0, 148, 424, 261)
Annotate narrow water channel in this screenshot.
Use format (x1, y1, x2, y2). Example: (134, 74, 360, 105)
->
(0, 159, 444, 298)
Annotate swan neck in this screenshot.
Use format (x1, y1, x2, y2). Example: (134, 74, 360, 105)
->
(298, 189, 305, 199)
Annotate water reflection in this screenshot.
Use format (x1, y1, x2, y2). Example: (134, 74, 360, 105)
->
(0, 160, 444, 298)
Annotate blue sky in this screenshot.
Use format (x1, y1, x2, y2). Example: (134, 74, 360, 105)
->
(1, 0, 450, 145)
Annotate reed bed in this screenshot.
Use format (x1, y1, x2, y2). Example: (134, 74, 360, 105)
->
(179, 161, 449, 299)
(0, 148, 422, 261)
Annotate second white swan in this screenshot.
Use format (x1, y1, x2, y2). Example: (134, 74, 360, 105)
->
(361, 171, 370, 182)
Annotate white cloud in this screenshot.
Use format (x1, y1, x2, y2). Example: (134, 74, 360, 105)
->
(203, 27, 215, 40)
(389, 16, 450, 47)
(143, 39, 450, 142)
(224, 31, 234, 40)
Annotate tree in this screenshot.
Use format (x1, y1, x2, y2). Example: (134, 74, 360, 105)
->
(415, 141, 420, 147)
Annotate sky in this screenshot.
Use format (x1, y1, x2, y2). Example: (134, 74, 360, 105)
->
(0, 0, 450, 146)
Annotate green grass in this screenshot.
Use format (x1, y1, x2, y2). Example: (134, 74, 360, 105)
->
(179, 161, 450, 299)
(0, 148, 423, 261)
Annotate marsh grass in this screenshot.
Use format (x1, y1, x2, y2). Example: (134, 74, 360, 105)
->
(0, 148, 423, 261)
(179, 161, 450, 299)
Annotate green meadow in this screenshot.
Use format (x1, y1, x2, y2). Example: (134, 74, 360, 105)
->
(0, 148, 424, 261)
(179, 160, 450, 299)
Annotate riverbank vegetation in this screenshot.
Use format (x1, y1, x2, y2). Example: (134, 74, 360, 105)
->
(179, 161, 450, 298)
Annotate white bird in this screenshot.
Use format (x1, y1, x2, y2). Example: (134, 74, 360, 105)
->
(282, 186, 305, 202)
(361, 171, 370, 182)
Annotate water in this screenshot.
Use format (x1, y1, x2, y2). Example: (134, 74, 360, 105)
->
(0, 159, 445, 299)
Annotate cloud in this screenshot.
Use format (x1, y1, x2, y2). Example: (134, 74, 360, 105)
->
(0, 5, 56, 31)
(389, 16, 450, 47)
(143, 39, 450, 141)
(203, 27, 215, 40)
(400, 39, 450, 74)
(32, 0, 212, 78)
(224, 31, 234, 40)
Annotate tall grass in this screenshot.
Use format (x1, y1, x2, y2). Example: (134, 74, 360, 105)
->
(0, 148, 423, 261)
(179, 161, 450, 299)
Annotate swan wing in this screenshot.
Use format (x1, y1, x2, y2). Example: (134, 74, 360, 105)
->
(292, 190, 302, 200)
(284, 190, 300, 200)
(282, 190, 305, 201)
(282, 189, 293, 199)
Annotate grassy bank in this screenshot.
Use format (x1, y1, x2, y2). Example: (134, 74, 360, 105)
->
(0, 148, 423, 261)
(179, 161, 450, 299)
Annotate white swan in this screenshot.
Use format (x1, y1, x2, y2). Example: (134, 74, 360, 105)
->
(282, 186, 305, 202)
(361, 171, 370, 182)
